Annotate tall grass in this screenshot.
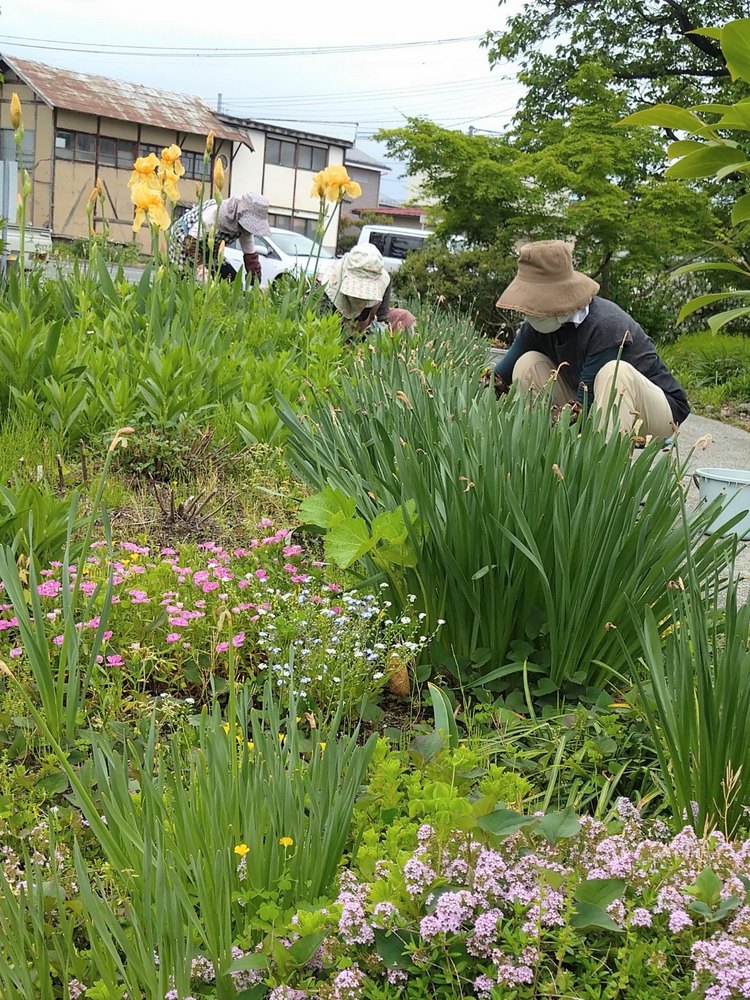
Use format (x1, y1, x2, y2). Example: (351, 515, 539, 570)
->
(280, 339, 733, 691)
(620, 561, 750, 836)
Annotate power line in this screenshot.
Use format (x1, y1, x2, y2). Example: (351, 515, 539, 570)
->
(213, 75, 515, 108)
(0, 33, 482, 59)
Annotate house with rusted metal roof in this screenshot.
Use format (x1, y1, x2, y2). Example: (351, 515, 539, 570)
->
(0, 54, 253, 251)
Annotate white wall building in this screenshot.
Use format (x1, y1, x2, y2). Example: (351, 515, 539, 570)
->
(223, 116, 351, 252)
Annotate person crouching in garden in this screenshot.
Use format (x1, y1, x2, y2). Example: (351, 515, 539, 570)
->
(167, 193, 270, 283)
(491, 240, 689, 439)
(323, 244, 417, 335)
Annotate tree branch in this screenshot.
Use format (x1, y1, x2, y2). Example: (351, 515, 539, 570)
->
(614, 65, 730, 80)
(661, 0, 725, 62)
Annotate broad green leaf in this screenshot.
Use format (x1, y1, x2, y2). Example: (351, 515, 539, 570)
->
(618, 104, 707, 133)
(689, 26, 724, 40)
(374, 929, 417, 969)
(665, 145, 748, 179)
(686, 868, 724, 908)
(323, 517, 376, 568)
(299, 486, 356, 528)
(227, 953, 268, 973)
(428, 682, 459, 749)
(717, 103, 750, 129)
(575, 878, 626, 907)
(722, 18, 750, 83)
(477, 808, 537, 837)
(667, 139, 709, 159)
(537, 807, 581, 843)
(732, 193, 750, 225)
(570, 901, 624, 933)
(677, 291, 750, 324)
(287, 931, 327, 966)
(707, 306, 750, 333)
(716, 160, 750, 181)
(671, 261, 750, 277)
(371, 506, 409, 545)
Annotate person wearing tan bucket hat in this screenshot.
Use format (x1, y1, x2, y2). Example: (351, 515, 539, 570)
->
(323, 244, 416, 334)
(491, 240, 689, 438)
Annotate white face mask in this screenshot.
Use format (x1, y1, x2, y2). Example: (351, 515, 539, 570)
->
(525, 303, 591, 334)
(526, 315, 562, 333)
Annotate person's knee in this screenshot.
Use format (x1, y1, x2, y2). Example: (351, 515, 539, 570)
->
(594, 359, 637, 396)
(512, 351, 553, 388)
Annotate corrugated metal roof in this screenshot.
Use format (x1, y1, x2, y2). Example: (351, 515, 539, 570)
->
(220, 113, 353, 148)
(2, 54, 253, 147)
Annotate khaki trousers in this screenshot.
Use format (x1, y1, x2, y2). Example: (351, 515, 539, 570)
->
(512, 351, 676, 439)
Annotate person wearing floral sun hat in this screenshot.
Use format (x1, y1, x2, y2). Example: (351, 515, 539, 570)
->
(323, 244, 416, 334)
(490, 240, 689, 440)
(167, 192, 271, 283)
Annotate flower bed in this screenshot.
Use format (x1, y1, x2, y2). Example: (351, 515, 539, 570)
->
(0, 523, 430, 714)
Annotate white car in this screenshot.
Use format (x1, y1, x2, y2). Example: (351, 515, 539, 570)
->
(223, 227, 335, 289)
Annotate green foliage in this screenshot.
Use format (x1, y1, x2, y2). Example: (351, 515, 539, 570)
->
(619, 565, 750, 837)
(620, 18, 750, 333)
(282, 337, 733, 693)
(484, 0, 744, 128)
(0, 259, 345, 456)
(661, 331, 750, 405)
(377, 119, 537, 246)
(392, 240, 518, 336)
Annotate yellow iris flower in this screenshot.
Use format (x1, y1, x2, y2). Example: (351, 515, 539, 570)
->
(131, 184, 170, 232)
(310, 165, 362, 203)
(128, 154, 160, 191)
(160, 144, 185, 178)
(160, 167, 181, 203)
(213, 158, 225, 193)
(10, 93, 22, 131)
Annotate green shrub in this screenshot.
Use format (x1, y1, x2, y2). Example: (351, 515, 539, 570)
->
(281, 336, 733, 694)
(392, 240, 518, 338)
(661, 331, 750, 405)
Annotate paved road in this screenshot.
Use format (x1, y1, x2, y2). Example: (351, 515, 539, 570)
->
(677, 412, 750, 598)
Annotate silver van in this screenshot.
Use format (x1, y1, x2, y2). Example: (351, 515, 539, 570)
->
(356, 225, 432, 273)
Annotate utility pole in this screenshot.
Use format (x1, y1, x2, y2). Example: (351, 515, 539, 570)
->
(217, 93, 223, 113)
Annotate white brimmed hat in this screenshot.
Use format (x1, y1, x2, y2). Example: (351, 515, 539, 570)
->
(325, 244, 390, 318)
(237, 193, 271, 237)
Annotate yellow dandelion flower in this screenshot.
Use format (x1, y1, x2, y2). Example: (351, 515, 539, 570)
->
(234, 843, 250, 857)
(279, 836, 294, 847)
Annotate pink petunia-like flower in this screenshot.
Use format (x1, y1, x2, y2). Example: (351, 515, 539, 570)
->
(255, 569, 268, 581)
(53, 634, 65, 646)
(9, 646, 22, 658)
(106, 655, 124, 666)
(102, 631, 113, 641)
(257, 517, 273, 528)
(283, 544, 303, 557)
(216, 641, 230, 653)
(165, 633, 181, 644)
(232, 632, 245, 648)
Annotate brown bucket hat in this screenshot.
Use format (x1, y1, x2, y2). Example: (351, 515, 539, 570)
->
(496, 240, 599, 316)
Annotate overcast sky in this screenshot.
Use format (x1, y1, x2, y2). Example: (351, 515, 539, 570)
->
(1, 0, 527, 200)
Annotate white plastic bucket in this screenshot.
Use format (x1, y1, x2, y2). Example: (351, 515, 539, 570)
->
(693, 467, 750, 540)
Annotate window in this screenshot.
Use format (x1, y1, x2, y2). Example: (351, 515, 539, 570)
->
(55, 130, 74, 159)
(2, 128, 34, 168)
(297, 143, 326, 171)
(265, 137, 322, 169)
(388, 234, 427, 260)
(98, 137, 117, 166)
(367, 231, 389, 255)
(269, 212, 293, 229)
(54, 130, 136, 168)
(75, 132, 95, 163)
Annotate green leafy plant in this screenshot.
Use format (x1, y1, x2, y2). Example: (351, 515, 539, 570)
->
(618, 564, 750, 836)
(282, 350, 733, 692)
(620, 17, 750, 332)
